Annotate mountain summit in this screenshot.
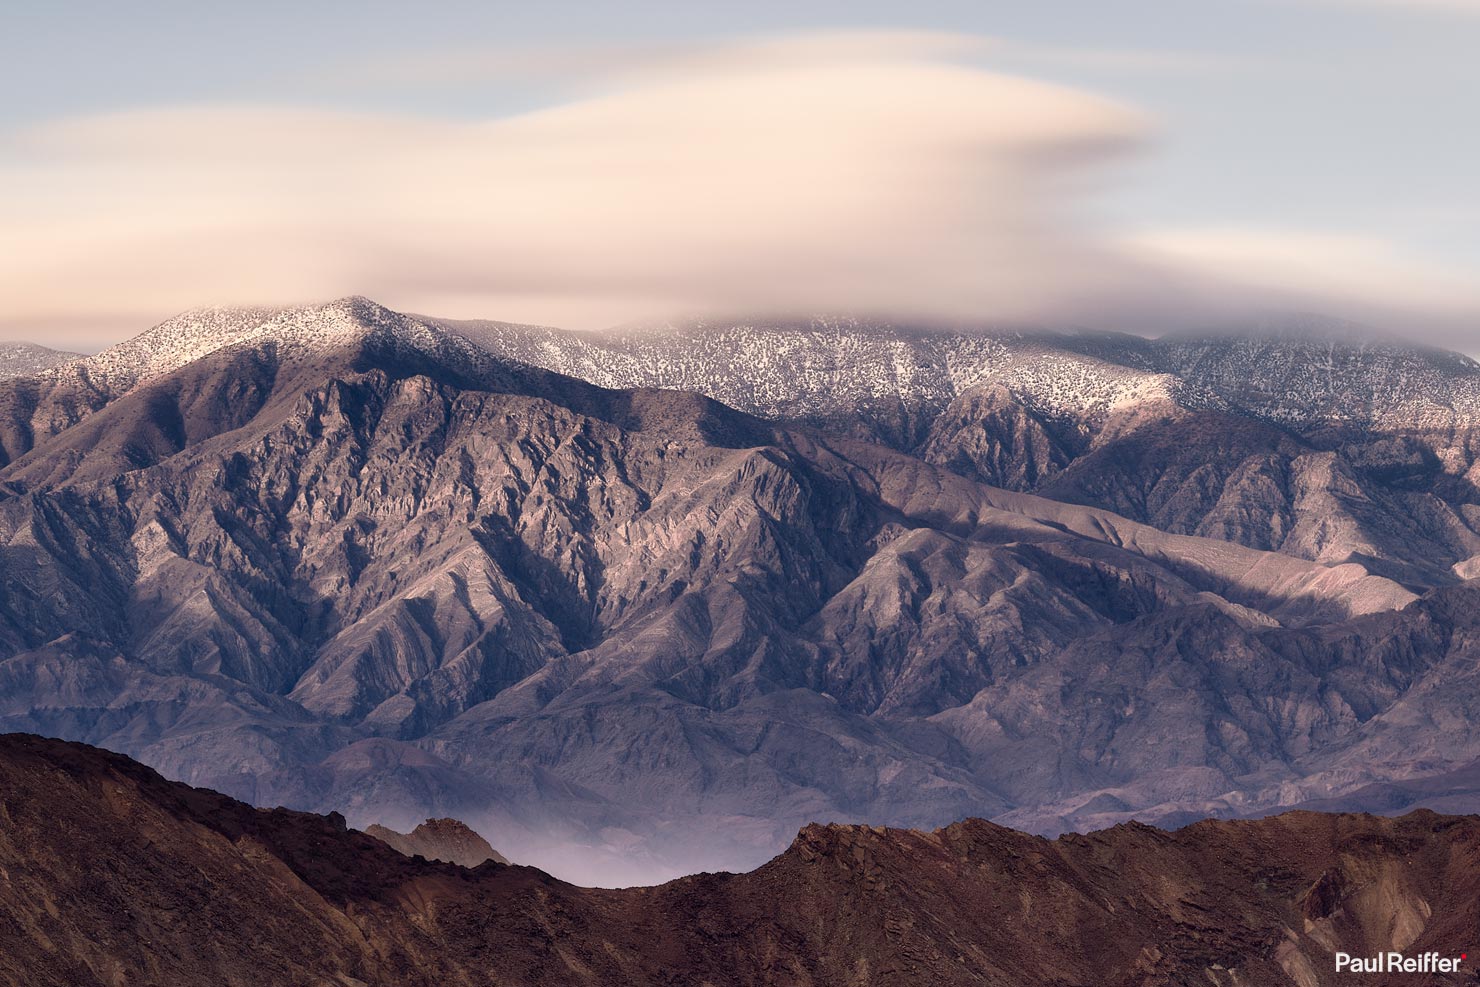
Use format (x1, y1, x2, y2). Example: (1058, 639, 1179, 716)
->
(39, 297, 512, 391)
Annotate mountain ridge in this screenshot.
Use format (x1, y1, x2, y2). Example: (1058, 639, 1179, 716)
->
(35, 299, 1480, 443)
(29, 297, 1475, 586)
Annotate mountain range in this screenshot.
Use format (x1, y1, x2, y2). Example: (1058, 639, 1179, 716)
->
(2, 297, 1479, 883)
(2, 734, 1476, 987)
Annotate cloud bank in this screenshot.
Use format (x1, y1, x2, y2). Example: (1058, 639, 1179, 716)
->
(1, 32, 1475, 346)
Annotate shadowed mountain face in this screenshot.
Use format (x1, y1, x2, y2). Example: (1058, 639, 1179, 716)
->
(3, 735, 1478, 987)
(1, 298, 1479, 881)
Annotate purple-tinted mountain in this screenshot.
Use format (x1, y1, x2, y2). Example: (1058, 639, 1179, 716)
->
(1, 298, 1478, 882)
(435, 314, 1480, 590)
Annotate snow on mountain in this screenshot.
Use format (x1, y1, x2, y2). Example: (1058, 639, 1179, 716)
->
(437, 313, 1480, 431)
(429, 315, 1225, 432)
(41, 298, 1480, 435)
(73, 304, 285, 386)
(0, 342, 84, 379)
(1158, 331, 1480, 428)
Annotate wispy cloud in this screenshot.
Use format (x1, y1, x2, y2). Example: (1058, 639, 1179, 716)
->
(1304, 0, 1480, 12)
(0, 33, 1154, 338)
(311, 31, 1244, 95)
(1125, 228, 1480, 330)
(318, 31, 993, 90)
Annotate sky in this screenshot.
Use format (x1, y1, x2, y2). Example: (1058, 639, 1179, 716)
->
(3, 0, 1478, 350)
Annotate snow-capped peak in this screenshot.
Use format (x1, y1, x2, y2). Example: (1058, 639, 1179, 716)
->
(39, 296, 513, 395)
(65, 298, 378, 389)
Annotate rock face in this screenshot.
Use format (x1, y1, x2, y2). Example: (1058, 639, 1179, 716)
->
(2, 734, 1478, 987)
(2, 298, 1480, 881)
(365, 818, 509, 866)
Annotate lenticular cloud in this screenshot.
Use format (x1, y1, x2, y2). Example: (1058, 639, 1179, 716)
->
(2, 31, 1475, 345)
(0, 33, 1165, 337)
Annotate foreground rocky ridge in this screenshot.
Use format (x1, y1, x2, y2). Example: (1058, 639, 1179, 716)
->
(3, 734, 1478, 987)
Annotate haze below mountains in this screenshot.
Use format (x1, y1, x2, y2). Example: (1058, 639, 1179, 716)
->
(3, 298, 1480, 885)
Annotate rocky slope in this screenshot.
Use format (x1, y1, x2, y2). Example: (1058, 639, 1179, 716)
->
(365, 817, 509, 866)
(3, 734, 1479, 987)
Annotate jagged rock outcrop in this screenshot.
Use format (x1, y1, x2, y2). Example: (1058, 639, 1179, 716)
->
(364, 817, 509, 866)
